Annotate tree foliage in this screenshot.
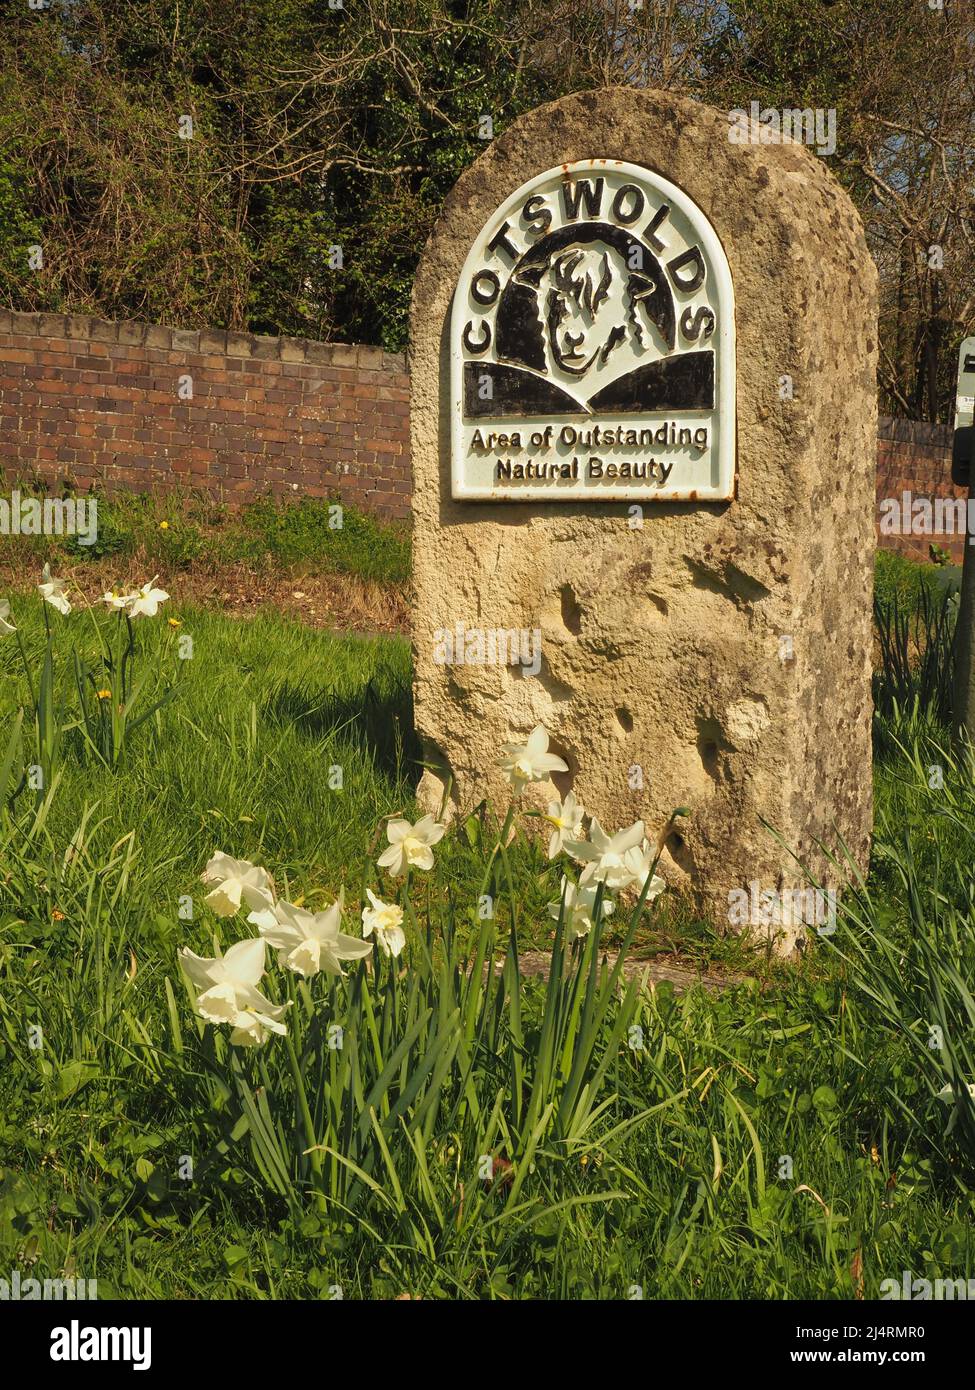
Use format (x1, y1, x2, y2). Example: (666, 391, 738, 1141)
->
(0, 0, 972, 417)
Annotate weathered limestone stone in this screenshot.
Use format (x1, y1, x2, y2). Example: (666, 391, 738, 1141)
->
(409, 87, 877, 949)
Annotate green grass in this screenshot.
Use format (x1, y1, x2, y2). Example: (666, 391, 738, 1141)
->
(874, 548, 960, 613)
(0, 489, 411, 585)
(0, 601, 414, 885)
(1, 553, 975, 1299)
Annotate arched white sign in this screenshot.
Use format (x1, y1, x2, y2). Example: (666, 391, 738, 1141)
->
(450, 159, 736, 502)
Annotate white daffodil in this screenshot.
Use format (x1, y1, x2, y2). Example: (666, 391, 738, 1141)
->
(255, 889, 373, 978)
(619, 839, 667, 903)
(937, 1081, 975, 1103)
(377, 814, 445, 877)
(361, 889, 406, 958)
(0, 600, 15, 635)
(178, 937, 289, 1046)
(102, 587, 136, 611)
(568, 817, 645, 890)
(129, 577, 169, 618)
(201, 851, 275, 918)
(38, 563, 71, 615)
(544, 789, 584, 859)
(547, 876, 613, 942)
(498, 724, 569, 791)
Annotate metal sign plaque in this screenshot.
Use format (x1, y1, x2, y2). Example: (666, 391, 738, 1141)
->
(450, 159, 736, 502)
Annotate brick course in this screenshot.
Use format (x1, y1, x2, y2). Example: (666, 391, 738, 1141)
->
(0, 312, 967, 550)
(876, 416, 965, 563)
(0, 311, 411, 522)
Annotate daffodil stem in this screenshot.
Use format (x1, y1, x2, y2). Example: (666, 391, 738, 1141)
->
(285, 1031, 327, 1215)
(14, 630, 36, 711)
(478, 801, 517, 902)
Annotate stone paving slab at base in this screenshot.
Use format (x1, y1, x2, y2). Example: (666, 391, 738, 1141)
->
(487, 950, 741, 994)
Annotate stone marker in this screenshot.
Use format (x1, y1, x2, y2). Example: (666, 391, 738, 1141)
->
(409, 88, 877, 949)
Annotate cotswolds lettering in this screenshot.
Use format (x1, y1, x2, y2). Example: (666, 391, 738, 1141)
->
(450, 160, 736, 502)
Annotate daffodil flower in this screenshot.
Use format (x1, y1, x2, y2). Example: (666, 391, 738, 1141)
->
(254, 889, 373, 977)
(179, 938, 289, 1047)
(38, 563, 71, 615)
(568, 817, 645, 890)
(498, 724, 568, 791)
(102, 587, 136, 611)
(0, 600, 15, 635)
(201, 851, 275, 917)
(129, 577, 169, 618)
(361, 889, 406, 957)
(937, 1081, 975, 1103)
(544, 790, 584, 859)
(619, 839, 667, 902)
(547, 876, 613, 942)
(377, 814, 445, 877)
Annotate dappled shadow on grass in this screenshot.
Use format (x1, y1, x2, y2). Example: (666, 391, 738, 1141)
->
(267, 677, 421, 782)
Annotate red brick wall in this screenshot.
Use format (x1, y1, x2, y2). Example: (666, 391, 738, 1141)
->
(0, 311, 411, 521)
(0, 311, 966, 548)
(876, 416, 965, 563)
